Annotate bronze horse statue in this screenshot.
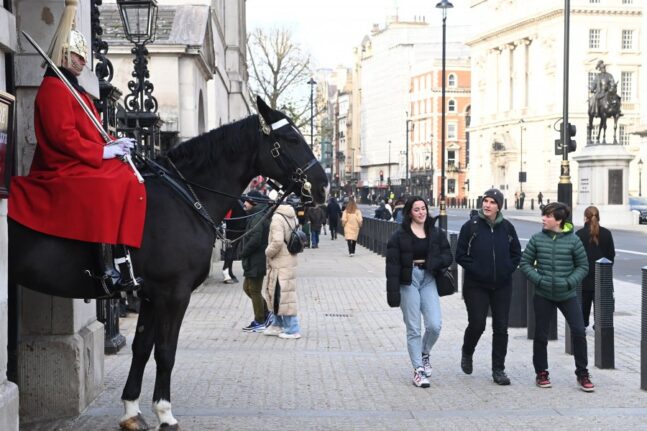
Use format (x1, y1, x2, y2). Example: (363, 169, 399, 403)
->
(9, 97, 327, 430)
(587, 82, 623, 144)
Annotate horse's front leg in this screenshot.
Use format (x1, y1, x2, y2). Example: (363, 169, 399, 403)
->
(120, 300, 156, 431)
(151, 292, 191, 431)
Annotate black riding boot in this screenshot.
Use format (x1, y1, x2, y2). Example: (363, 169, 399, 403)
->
(112, 244, 143, 290)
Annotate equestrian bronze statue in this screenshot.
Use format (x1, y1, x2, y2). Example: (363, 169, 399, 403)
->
(587, 60, 623, 144)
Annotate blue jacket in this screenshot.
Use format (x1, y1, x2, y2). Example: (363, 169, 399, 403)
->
(455, 211, 522, 289)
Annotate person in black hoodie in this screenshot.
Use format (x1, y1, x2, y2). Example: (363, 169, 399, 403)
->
(455, 189, 522, 385)
(575, 206, 615, 328)
(385, 196, 453, 388)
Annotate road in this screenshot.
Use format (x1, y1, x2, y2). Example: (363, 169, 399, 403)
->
(359, 205, 647, 285)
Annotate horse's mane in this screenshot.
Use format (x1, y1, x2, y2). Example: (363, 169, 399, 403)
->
(166, 115, 261, 170)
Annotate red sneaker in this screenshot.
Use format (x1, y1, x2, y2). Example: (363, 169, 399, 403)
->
(577, 373, 595, 392)
(535, 371, 551, 388)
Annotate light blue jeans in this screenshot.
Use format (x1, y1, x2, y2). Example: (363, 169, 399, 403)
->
(274, 315, 300, 335)
(400, 266, 442, 369)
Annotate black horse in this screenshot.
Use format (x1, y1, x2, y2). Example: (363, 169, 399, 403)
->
(587, 83, 623, 144)
(8, 97, 327, 431)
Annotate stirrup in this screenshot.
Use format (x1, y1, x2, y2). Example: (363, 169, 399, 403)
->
(113, 246, 143, 290)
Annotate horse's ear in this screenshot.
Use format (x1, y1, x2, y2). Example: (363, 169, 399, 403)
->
(257, 96, 271, 121)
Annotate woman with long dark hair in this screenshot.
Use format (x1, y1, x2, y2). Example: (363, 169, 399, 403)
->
(575, 206, 615, 328)
(385, 196, 453, 388)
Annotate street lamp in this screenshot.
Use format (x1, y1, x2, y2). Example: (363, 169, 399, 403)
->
(557, 0, 573, 217)
(308, 78, 317, 149)
(388, 140, 392, 190)
(639, 159, 643, 197)
(406, 118, 413, 195)
(117, 0, 159, 114)
(519, 119, 525, 193)
(436, 0, 453, 232)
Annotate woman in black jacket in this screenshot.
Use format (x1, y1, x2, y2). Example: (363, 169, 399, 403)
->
(575, 206, 615, 328)
(385, 196, 453, 388)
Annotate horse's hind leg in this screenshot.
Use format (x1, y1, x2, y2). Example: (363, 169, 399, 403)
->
(151, 295, 191, 430)
(119, 300, 156, 431)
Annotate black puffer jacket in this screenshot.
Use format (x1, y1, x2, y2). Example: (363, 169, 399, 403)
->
(240, 204, 270, 278)
(385, 216, 453, 307)
(575, 224, 615, 291)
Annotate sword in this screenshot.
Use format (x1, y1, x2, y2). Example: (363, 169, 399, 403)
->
(22, 31, 144, 183)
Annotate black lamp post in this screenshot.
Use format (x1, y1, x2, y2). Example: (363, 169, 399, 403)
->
(436, 0, 453, 232)
(639, 159, 643, 197)
(558, 0, 573, 217)
(308, 78, 317, 149)
(117, 0, 159, 114)
(388, 140, 392, 190)
(519, 119, 525, 192)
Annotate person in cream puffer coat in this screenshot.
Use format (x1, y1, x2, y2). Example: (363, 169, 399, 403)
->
(262, 204, 301, 339)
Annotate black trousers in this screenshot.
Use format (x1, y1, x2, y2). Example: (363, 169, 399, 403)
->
(581, 290, 594, 327)
(346, 240, 356, 254)
(462, 281, 512, 371)
(533, 294, 588, 376)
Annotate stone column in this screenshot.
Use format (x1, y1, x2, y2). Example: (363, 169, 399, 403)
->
(13, 0, 104, 423)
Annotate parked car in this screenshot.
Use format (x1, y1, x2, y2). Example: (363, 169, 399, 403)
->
(628, 196, 647, 224)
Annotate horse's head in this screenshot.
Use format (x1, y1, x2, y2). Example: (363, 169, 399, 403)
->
(255, 96, 328, 205)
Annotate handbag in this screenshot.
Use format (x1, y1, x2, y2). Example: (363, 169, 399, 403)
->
(437, 269, 456, 297)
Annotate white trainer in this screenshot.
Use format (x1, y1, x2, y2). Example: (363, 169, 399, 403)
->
(278, 332, 301, 339)
(263, 326, 282, 336)
(412, 368, 430, 388)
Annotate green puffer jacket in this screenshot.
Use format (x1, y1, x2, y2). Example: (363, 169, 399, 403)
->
(520, 222, 588, 302)
(240, 204, 270, 278)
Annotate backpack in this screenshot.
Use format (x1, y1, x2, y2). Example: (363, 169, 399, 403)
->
(467, 215, 514, 256)
(278, 214, 306, 255)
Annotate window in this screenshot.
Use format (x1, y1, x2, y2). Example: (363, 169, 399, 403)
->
(589, 0, 600, 3)
(621, 71, 633, 100)
(448, 99, 456, 112)
(447, 123, 457, 140)
(448, 73, 456, 87)
(622, 30, 633, 50)
(619, 125, 630, 146)
(622, 0, 633, 4)
(448, 179, 456, 195)
(447, 150, 456, 167)
(589, 29, 600, 49)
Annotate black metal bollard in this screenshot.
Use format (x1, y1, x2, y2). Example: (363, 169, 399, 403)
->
(96, 298, 126, 354)
(508, 269, 527, 328)
(565, 282, 583, 355)
(531, 198, 534, 210)
(527, 280, 557, 340)
(594, 258, 614, 369)
(642, 266, 647, 390)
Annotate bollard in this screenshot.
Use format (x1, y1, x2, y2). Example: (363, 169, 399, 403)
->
(594, 258, 614, 369)
(565, 282, 583, 355)
(527, 280, 557, 340)
(531, 198, 534, 210)
(96, 298, 126, 354)
(641, 266, 647, 390)
(508, 269, 527, 328)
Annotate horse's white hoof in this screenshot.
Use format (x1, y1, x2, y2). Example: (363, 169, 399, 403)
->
(158, 423, 181, 431)
(119, 413, 150, 431)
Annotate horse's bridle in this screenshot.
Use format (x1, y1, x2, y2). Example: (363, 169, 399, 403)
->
(258, 115, 319, 205)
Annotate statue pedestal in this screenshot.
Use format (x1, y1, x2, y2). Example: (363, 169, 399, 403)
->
(572, 143, 636, 225)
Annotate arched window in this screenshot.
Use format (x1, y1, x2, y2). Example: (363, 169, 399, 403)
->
(448, 73, 457, 87)
(448, 99, 456, 112)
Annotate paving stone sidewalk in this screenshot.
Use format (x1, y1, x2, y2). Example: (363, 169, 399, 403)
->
(26, 232, 647, 431)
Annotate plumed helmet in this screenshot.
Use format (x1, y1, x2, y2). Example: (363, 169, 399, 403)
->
(66, 29, 88, 61)
(596, 60, 605, 71)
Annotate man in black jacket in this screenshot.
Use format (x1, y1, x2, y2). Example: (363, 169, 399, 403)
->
(239, 191, 272, 332)
(455, 189, 522, 385)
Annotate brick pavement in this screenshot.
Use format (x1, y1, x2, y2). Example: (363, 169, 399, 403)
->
(25, 230, 647, 431)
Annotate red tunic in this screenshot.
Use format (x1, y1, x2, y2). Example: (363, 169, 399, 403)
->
(8, 75, 147, 247)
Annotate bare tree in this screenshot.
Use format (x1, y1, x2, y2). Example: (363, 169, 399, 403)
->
(247, 27, 315, 129)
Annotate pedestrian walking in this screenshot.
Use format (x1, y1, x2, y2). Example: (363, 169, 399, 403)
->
(306, 204, 326, 248)
(341, 198, 363, 256)
(263, 204, 302, 339)
(455, 189, 522, 385)
(537, 191, 544, 206)
(239, 191, 272, 333)
(327, 197, 342, 240)
(575, 206, 615, 328)
(385, 196, 453, 388)
(520, 202, 594, 392)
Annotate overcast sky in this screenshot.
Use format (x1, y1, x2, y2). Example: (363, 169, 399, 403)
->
(246, 0, 471, 68)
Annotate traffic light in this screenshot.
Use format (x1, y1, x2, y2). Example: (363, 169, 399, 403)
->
(555, 122, 577, 155)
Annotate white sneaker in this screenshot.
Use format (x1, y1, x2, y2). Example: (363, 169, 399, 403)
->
(264, 326, 282, 336)
(412, 368, 430, 388)
(278, 332, 301, 339)
(422, 354, 432, 377)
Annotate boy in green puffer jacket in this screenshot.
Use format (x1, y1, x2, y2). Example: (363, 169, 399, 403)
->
(520, 202, 594, 392)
